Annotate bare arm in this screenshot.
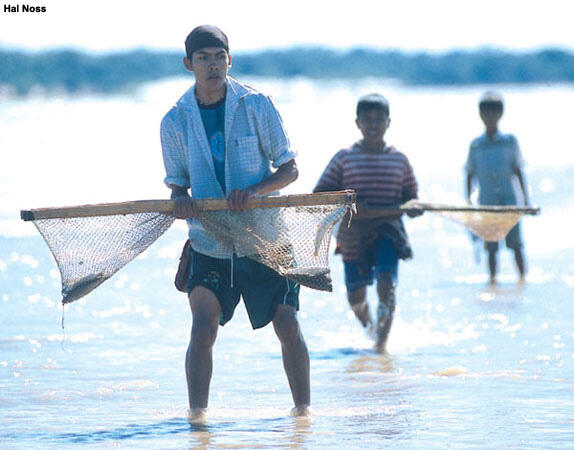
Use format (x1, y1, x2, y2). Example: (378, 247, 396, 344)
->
(514, 168, 530, 206)
(167, 160, 298, 217)
(465, 173, 474, 204)
(228, 159, 299, 211)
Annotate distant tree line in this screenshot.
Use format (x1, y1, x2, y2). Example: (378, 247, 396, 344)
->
(0, 49, 184, 95)
(1, 46, 574, 95)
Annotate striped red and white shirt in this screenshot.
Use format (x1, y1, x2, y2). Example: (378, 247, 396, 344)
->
(314, 142, 418, 261)
(314, 142, 418, 206)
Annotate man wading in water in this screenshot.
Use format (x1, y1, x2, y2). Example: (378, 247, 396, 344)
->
(161, 25, 310, 418)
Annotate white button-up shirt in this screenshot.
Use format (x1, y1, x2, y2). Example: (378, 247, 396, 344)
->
(161, 76, 296, 258)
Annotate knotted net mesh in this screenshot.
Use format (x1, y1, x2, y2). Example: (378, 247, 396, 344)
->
(33, 213, 175, 304)
(25, 194, 536, 304)
(195, 205, 347, 291)
(27, 193, 353, 304)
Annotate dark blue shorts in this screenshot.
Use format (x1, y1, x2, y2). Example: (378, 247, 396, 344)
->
(185, 247, 300, 329)
(344, 236, 399, 292)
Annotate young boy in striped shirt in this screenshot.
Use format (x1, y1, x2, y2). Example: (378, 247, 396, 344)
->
(314, 93, 422, 353)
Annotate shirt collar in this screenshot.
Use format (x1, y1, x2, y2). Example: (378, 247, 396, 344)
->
(481, 130, 503, 143)
(353, 141, 391, 153)
(177, 76, 249, 108)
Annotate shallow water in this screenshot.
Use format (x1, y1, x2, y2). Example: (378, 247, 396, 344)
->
(1, 79, 573, 448)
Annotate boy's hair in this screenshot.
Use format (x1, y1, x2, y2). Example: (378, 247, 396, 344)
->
(356, 93, 390, 118)
(479, 91, 504, 113)
(185, 25, 229, 59)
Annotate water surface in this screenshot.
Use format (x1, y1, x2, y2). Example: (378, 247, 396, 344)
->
(1, 79, 573, 448)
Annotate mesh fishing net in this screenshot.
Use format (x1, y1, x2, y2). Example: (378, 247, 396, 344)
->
(397, 200, 536, 242)
(33, 213, 175, 304)
(195, 205, 347, 291)
(429, 210, 524, 242)
(25, 193, 353, 304)
(23, 194, 537, 304)
(362, 200, 536, 243)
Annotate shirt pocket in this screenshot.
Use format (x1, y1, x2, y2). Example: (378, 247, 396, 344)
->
(233, 135, 263, 179)
(235, 135, 258, 150)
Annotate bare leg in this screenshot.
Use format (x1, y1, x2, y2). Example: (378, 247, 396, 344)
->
(374, 272, 396, 353)
(186, 286, 221, 414)
(487, 249, 497, 285)
(272, 304, 310, 415)
(347, 286, 372, 328)
(513, 248, 526, 280)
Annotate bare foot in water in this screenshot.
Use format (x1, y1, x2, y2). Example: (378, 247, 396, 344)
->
(290, 405, 311, 417)
(187, 408, 207, 423)
(374, 338, 393, 356)
(374, 314, 392, 354)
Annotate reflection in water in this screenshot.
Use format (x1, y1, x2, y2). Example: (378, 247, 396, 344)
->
(53, 418, 197, 444)
(432, 366, 469, 377)
(475, 280, 527, 303)
(53, 414, 311, 448)
(334, 349, 414, 443)
(346, 351, 394, 375)
(184, 409, 314, 449)
(285, 415, 312, 449)
(186, 421, 212, 449)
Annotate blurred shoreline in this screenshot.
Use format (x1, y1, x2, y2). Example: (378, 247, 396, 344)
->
(2, 46, 574, 97)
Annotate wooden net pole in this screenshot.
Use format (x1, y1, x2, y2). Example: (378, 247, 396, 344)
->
(21, 190, 356, 221)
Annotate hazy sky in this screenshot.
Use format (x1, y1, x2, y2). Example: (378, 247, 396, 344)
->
(1, 0, 573, 53)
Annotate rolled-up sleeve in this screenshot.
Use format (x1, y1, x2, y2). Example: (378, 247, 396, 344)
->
(161, 114, 190, 188)
(255, 95, 296, 168)
(465, 145, 476, 176)
(510, 135, 525, 170)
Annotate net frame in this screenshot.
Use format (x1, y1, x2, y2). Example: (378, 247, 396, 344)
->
(21, 191, 356, 304)
(21, 191, 357, 221)
(21, 194, 540, 304)
(362, 200, 540, 242)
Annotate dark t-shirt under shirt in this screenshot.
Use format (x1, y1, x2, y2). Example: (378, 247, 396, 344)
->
(199, 97, 226, 191)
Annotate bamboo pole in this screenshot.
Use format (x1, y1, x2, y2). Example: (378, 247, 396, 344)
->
(20, 190, 357, 221)
(361, 202, 541, 218)
(410, 202, 540, 215)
